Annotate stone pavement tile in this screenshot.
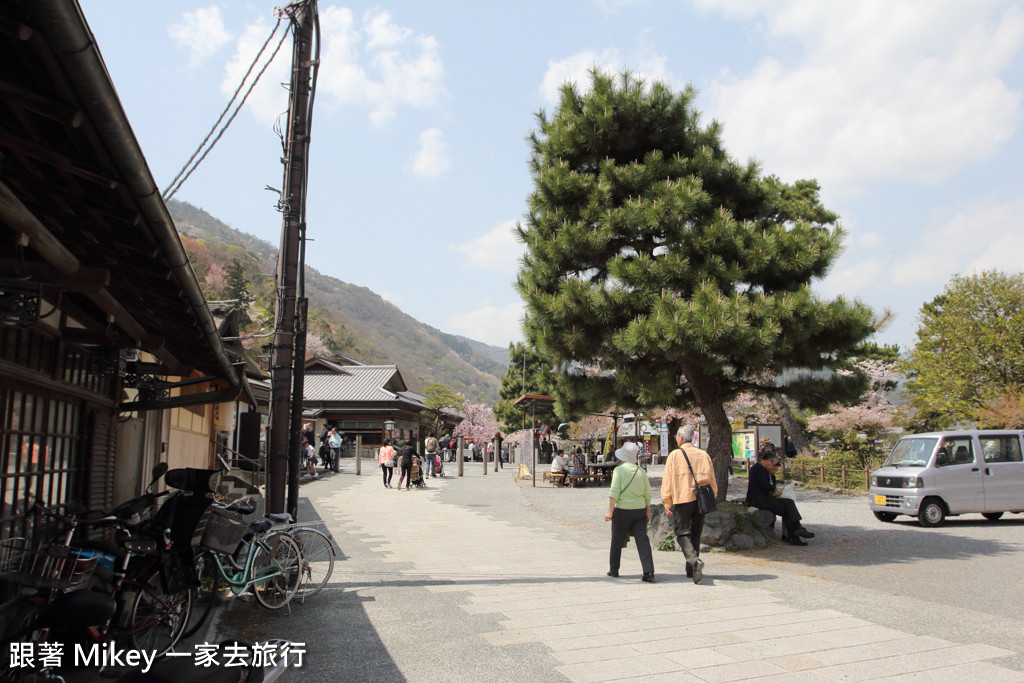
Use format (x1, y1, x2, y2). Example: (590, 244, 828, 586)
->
(661, 646, 737, 668)
(608, 670, 705, 682)
(731, 616, 871, 642)
(494, 613, 574, 629)
(478, 628, 543, 646)
(871, 661, 1024, 682)
(743, 669, 846, 683)
(694, 632, 751, 647)
(766, 653, 828, 671)
(809, 638, 945, 666)
(531, 617, 640, 640)
(801, 624, 908, 650)
(546, 634, 630, 651)
(673, 658, 788, 682)
(628, 635, 715, 655)
(875, 635, 956, 656)
(817, 643, 1019, 681)
(556, 654, 683, 683)
(553, 643, 646, 664)
(700, 602, 799, 622)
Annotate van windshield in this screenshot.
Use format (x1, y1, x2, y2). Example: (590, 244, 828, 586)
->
(885, 437, 937, 467)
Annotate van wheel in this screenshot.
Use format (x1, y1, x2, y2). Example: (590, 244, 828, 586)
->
(918, 499, 945, 527)
(873, 511, 897, 522)
(982, 512, 1004, 521)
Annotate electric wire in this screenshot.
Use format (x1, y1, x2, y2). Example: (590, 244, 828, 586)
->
(162, 17, 289, 201)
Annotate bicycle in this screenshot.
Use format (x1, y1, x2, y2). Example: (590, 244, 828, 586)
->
(193, 506, 302, 612)
(183, 497, 334, 638)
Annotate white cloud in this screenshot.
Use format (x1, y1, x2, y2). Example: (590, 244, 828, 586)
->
(819, 258, 883, 298)
(451, 220, 524, 273)
(887, 196, 1024, 288)
(220, 17, 292, 126)
(318, 7, 447, 127)
(702, 1, 1024, 195)
(169, 6, 232, 67)
(539, 44, 676, 103)
(407, 128, 451, 179)
(448, 303, 525, 348)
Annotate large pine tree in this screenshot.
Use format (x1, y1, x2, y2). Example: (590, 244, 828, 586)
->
(517, 70, 877, 496)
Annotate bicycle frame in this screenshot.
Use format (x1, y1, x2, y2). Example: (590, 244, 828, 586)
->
(206, 536, 288, 595)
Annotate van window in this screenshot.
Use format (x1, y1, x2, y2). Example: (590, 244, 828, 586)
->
(886, 437, 937, 467)
(938, 437, 974, 466)
(981, 436, 1023, 463)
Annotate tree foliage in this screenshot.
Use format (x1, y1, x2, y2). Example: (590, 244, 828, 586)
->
(492, 342, 559, 430)
(516, 70, 877, 497)
(423, 382, 467, 437)
(453, 403, 501, 445)
(900, 271, 1024, 430)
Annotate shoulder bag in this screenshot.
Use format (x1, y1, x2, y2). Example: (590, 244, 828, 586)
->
(681, 449, 717, 515)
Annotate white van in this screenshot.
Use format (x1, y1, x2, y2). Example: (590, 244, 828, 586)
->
(868, 430, 1024, 527)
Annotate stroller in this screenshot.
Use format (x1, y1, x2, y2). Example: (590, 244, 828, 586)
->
(410, 455, 427, 488)
(434, 452, 444, 478)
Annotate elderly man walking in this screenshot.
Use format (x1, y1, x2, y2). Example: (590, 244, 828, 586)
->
(661, 425, 718, 584)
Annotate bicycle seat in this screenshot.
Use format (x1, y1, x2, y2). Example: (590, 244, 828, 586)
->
(267, 512, 292, 524)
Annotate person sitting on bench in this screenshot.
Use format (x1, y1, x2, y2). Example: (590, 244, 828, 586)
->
(551, 448, 569, 485)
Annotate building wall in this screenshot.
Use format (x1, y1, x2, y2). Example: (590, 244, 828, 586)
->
(168, 401, 212, 469)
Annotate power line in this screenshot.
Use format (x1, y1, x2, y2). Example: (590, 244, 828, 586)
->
(162, 16, 289, 201)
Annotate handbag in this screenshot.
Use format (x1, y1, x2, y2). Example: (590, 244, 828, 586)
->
(681, 450, 717, 514)
(384, 459, 395, 468)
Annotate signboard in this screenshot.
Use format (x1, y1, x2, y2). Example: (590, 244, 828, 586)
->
(567, 422, 582, 439)
(537, 423, 550, 436)
(659, 423, 669, 461)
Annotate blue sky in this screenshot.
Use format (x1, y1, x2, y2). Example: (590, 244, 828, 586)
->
(80, 1, 1024, 351)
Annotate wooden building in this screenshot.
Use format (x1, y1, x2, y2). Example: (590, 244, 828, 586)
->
(0, 0, 251, 537)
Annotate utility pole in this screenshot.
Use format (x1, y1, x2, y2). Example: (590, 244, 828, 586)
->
(268, 0, 319, 515)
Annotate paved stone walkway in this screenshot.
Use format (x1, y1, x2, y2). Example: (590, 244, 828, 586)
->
(299, 464, 1022, 682)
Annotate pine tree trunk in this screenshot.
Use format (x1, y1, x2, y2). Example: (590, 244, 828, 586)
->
(768, 394, 813, 458)
(681, 362, 733, 501)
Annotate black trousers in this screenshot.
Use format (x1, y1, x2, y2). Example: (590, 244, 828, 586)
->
(750, 495, 802, 535)
(671, 501, 704, 569)
(609, 507, 654, 575)
(381, 464, 393, 485)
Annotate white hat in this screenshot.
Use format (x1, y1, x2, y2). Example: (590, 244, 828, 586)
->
(615, 441, 640, 463)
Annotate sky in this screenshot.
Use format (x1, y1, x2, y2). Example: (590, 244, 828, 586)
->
(79, 0, 1024, 352)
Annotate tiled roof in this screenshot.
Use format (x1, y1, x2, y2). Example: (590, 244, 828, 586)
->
(304, 365, 404, 402)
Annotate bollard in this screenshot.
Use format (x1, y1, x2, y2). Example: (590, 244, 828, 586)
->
(457, 436, 464, 477)
(356, 435, 362, 476)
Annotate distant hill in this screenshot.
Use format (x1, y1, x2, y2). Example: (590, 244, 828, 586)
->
(168, 199, 507, 403)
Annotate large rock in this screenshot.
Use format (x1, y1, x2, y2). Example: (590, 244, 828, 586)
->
(730, 533, 754, 550)
(750, 509, 777, 531)
(701, 510, 739, 545)
(748, 529, 767, 549)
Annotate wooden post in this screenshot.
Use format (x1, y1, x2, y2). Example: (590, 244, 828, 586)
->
(841, 466, 846, 488)
(820, 465, 825, 484)
(457, 436, 464, 477)
(356, 434, 362, 476)
(482, 439, 487, 476)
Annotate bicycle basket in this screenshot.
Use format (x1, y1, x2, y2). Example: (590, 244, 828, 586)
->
(0, 538, 98, 592)
(200, 507, 249, 554)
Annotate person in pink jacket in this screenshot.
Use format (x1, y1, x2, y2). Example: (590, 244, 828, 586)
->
(378, 439, 396, 489)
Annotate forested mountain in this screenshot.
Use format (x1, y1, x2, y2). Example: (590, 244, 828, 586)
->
(168, 199, 506, 403)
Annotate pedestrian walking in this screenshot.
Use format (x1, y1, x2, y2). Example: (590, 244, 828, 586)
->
(379, 439, 396, 488)
(396, 441, 415, 490)
(328, 427, 342, 471)
(604, 441, 655, 583)
(424, 433, 439, 477)
(661, 425, 718, 584)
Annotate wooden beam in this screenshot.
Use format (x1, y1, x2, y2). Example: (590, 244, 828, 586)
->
(0, 258, 109, 290)
(0, 77, 84, 127)
(0, 179, 80, 275)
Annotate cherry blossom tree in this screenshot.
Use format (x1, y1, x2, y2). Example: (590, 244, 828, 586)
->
(453, 403, 502, 446)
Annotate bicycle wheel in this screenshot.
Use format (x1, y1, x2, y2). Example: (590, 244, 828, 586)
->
(290, 528, 335, 600)
(127, 572, 191, 656)
(250, 534, 301, 610)
(180, 550, 220, 640)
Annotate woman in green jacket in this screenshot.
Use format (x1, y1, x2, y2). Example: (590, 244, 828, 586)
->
(604, 441, 655, 582)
